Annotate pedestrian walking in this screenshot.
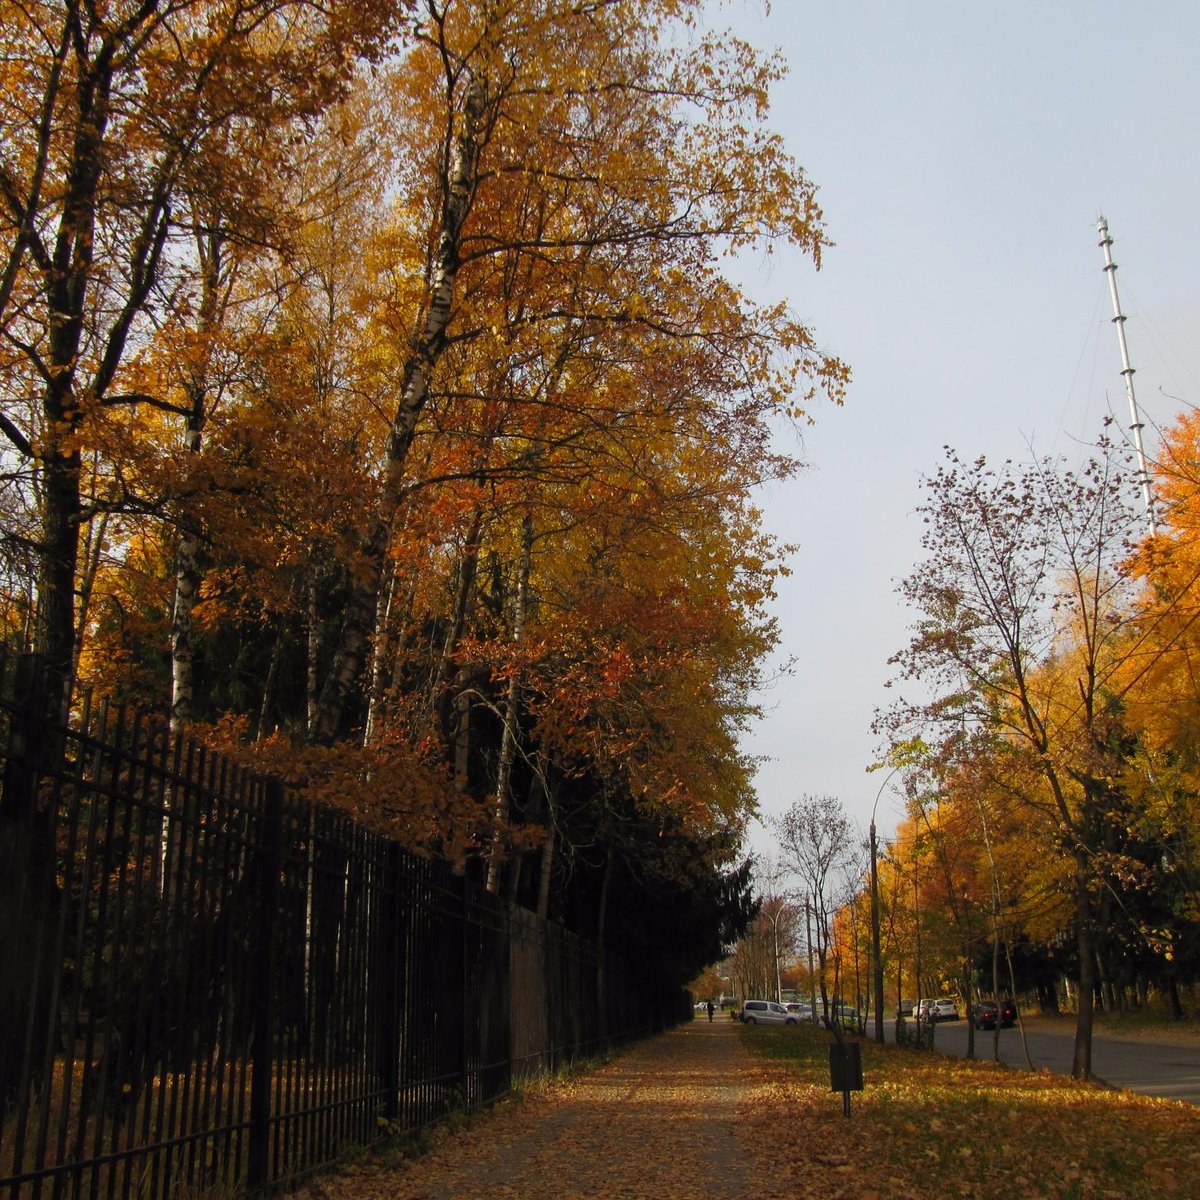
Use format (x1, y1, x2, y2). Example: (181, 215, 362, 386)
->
(706, 1000, 715, 1022)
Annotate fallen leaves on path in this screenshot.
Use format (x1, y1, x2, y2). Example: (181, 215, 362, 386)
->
(280, 1021, 1200, 1200)
(283, 1022, 769, 1199)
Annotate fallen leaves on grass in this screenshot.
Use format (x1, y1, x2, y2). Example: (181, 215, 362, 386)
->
(740, 1027, 1200, 1200)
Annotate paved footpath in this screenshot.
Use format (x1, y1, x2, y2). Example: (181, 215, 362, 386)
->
(285, 1019, 776, 1200)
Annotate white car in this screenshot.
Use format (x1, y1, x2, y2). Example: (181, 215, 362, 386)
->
(740, 1000, 799, 1025)
(928, 998, 959, 1022)
(785, 1002, 817, 1022)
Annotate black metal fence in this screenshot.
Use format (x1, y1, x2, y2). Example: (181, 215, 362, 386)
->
(0, 654, 688, 1198)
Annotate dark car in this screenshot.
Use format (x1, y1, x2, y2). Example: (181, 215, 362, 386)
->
(974, 998, 1017, 1029)
(973, 999, 999, 1029)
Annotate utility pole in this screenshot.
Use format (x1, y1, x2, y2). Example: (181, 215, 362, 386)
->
(805, 896, 816, 1024)
(762, 897, 786, 1003)
(870, 819, 883, 1042)
(869, 764, 902, 1044)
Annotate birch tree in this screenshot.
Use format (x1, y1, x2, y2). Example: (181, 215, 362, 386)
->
(310, 0, 844, 739)
(0, 0, 407, 716)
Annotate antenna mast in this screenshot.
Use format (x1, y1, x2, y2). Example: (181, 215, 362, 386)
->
(1098, 216, 1157, 529)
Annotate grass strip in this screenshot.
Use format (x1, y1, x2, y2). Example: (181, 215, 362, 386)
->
(738, 1023, 1200, 1199)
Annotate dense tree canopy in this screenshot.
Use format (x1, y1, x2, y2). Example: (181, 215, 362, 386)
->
(0, 0, 845, 985)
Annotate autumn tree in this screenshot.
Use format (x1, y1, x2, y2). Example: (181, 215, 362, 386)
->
(0, 0, 846, 1007)
(881, 441, 1146, 1077)
(728, 908, 779, 1002)
(749, 857, 803, 1003)
(0, 0, 409, 1101)
(261, 0, 846, 958)
(900, 756, 996, 1056)
(1098, 408, 1200, 1011)
(0, 0, 407, 715)
(309, 0, 845, 743)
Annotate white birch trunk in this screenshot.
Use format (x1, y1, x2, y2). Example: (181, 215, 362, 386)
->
(313, 71, 488, 741)
(486, 513, 533, 894)
(364, 560, 397, 746)
(170, 227, 228, 734)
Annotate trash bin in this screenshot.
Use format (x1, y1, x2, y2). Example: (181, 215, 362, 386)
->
(829, 1042, 863, 1092)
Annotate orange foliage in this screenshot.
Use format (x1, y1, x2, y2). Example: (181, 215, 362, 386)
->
(196, 715, 496, 864)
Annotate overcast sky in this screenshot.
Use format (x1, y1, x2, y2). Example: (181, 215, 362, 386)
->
(721, 1, 1200, 859)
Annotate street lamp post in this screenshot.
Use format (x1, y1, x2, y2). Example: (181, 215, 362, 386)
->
(870, 816, 884, 1043)
(805, 896, 816, 1024)
(870, 765, 902, 1044)
(764, 897, 785, 1004)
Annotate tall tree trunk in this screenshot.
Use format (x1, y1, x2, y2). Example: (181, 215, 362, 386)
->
(433, 506, 485, 737)
(36, 424, 81, 722)
(255, 616, 288, 740)
(74, 508, 109, 684)
(165, 509, 197, 910)
(1168, 975, 1184, 1020)
(453, 678, 473, 796)
(1072, 851, 1096, 1079)
(963, 948, 976, 1060)
(33, 40, 111, 718)
(170, 227, 229, 733)
(1005, 937, 1035, 1070)
(973, 792, 1003, 1062)
(536, 782, 556, 921)
(313, 72, 488, 742)
(164, 222, 229, 908)
(306, 568, 321, 736)
(365, 559, 397, 746)
(170, 511, 202, 733)
(486, 514, 533, 893)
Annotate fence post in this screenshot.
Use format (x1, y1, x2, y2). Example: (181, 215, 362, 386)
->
(248, 778, 284, 1189)
(461, 872, 471, 1103)
(0, 654, 56, 1106)
(378, 841, 401, 1123)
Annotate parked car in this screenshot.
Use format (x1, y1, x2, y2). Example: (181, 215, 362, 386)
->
(832, 1004, 861, 1031)
(785, 1002, 816, 1021)
(912, 999, 936, 1020)
(974, 998, 1017, 1029)
(928, 998, 959, 1022)
(973, 999, 999, 1029)
(796, 1002, 860, 1030)
(898, 998, 917, 1019)
(740, 1000, 799, 1026)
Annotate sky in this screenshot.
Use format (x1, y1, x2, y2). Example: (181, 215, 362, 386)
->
(719, 1, 1200, 860)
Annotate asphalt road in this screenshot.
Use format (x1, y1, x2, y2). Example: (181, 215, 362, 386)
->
(916, 1018, 1200, 1105)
